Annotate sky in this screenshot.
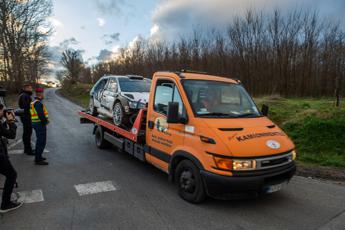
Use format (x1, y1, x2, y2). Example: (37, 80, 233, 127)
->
(48, 0, 345, 77)
(49, 0, 158, 65)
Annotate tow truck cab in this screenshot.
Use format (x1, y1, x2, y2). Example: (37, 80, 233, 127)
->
(145, 71, 296, 202)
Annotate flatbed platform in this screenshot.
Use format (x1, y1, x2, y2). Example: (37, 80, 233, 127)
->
(79, 109, 147, 162)
(78, 109, 146, 142)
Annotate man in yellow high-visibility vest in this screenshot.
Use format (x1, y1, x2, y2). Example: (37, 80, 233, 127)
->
(30, 88, 49, 165)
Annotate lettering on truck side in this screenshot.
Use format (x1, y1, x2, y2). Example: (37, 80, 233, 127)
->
(236, 132, 286, 142)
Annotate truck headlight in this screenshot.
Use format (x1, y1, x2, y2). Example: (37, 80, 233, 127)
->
(292, 150, 297, 160)
(213, 157, 257, 171)
(233, 160, 256, 171)
(213, 157, 233, 171)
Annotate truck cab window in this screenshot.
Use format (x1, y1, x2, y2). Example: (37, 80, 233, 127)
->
(154, 80, 184, 116)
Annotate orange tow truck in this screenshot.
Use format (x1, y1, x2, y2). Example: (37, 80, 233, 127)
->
(79, 70, 296, 203)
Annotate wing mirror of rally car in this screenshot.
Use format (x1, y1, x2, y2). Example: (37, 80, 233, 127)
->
(261, 104, 269, 116)
(167, 102, 180, 123)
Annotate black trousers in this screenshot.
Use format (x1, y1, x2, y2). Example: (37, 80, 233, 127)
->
(20, 117, 33, 153)
(0, 156, 17, 208)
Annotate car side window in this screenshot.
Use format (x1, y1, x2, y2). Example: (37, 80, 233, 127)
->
(154, 80, 184, 116)
(94, 79, 106, 93)
(107, 79, 118, 92)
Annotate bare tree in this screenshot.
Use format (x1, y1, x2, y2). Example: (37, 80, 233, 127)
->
(0, 0, 52, 91)
(60, 49, 84, 84)
(89, 8, 344, 98)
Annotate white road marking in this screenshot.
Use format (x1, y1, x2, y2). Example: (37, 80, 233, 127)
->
(7, 149, 49, 155)
(74, 181, 117, 196)
(8, 149, 24, 155)
(31, 141, 50, 153)
(7, 140, 50, 154)
(318, 210, 345, 230)
(8, 139, 22, 149)
(16, 190, 44, 204)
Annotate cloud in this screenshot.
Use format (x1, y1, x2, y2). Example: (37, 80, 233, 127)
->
(102, 32, 120, 45)
(150, 24, 159, 36)
(48, 17, 63, 28)
(97, 17, 106, 27)
(151, 0, 345, 41)
(97, 49, 116, 62)
(59, 38, 79, 49)
(95, 0, 127, 15)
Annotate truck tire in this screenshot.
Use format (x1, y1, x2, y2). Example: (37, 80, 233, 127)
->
(89, 97, 98, 116)
(175, 160, 206, 203)
(95, 126, 111, 149)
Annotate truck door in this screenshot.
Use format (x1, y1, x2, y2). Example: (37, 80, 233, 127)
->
(146, 79, 186, 172)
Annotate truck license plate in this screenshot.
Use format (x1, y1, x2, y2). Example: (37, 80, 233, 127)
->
(264, 181, 288, 194)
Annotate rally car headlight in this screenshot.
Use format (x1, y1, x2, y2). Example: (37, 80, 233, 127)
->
(233, 160, 256, 171)
(129, 101, 146, 109)
(128, 101, 138, 109)
(137, 102, 147, 109)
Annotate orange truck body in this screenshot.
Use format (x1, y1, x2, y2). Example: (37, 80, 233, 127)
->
(80, 71, 296, 202)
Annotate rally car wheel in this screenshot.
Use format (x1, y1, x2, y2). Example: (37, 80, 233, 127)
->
(89, 97, 98, 116)
(113, 102, 128, 127)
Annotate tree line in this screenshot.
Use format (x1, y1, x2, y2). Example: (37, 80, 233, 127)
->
(77, 9, 343, 98)
(0, 0, 52, 91)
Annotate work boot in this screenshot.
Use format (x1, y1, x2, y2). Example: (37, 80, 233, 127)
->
(0, 201, 23, 213)
(35, 160, 49, 165)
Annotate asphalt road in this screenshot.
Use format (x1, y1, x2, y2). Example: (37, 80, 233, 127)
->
(0, 88, 344, 230)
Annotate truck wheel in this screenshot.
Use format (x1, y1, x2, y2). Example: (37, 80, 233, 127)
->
(89, 97, 98, 116)
(175, 160, 206, 203)
(95, 126, 111, 149)
(113, 102, 128, 127)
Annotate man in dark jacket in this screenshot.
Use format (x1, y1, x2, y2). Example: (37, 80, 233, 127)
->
(0, 104, 23, 213)
(18, 83, 34, 155)
(31, 88, 49, 165)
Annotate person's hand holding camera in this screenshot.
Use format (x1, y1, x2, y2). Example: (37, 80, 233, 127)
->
(5, 111, 16, 124)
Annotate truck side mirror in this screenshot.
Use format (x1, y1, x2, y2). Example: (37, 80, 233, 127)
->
(261, 104, 269, 116)
(167, 102, 180, 123)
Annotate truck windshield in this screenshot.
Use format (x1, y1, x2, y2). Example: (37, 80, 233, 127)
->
(182, 80, 260, 118)
(119, 78, 151, 92)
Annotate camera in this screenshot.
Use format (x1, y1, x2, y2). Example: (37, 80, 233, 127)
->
(4, 108, 25, 117)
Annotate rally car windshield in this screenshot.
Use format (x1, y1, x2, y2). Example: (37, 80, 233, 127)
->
(182, 80, 261, 118)
(119, 78, 151, 92)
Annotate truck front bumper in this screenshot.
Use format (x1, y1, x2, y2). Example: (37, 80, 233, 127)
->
(200, 162, 296, 199)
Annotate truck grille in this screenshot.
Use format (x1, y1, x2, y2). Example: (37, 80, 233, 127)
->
(256, 152, 293, 170)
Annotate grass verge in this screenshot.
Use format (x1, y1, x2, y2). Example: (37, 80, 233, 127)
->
(59, 83, 91, 108)
(256, 97, 345, 169)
